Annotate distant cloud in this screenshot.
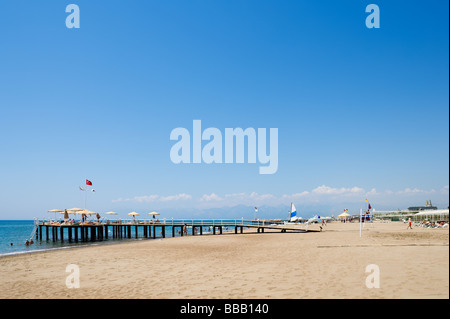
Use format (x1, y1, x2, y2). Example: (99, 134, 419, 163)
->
(112, 185, 449, 210)
(200, 193, 223, 202)
(312, 185, 364, 196)
(159, 193, 192, 201)
(397, 188, 436, 195)
(112, 193, 192, 203)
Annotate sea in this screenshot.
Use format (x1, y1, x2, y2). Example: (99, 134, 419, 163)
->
(0, 220, 213, 257)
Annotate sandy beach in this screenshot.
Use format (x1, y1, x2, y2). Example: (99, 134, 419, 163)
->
(0, 221, 448, 299)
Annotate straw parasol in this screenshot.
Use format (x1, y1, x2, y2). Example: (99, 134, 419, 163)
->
(67, 208, 83, 212)
(128, 212, 139, 222)
(75, 209, 97, 222)
(48, 209, 63, 220)
(148, 211, 160, 219)
(76, 209, 97, 215)
(104, 212, 118, 221)
(104, 212, 118, 215)
(338, 212, 350, 218)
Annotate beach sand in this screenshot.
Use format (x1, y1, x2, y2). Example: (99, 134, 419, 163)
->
(0, 221, 448, 299)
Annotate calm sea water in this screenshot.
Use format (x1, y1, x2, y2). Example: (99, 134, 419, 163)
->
(0, 220, 217, 257)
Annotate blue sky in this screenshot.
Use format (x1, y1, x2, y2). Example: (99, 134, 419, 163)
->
(0, 0, 448, 219)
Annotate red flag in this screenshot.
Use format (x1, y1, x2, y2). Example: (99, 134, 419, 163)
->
(366, 199, 372, 210)
(86, 179, 92, 186)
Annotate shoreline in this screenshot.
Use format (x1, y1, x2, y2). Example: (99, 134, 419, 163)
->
(0, 221, 448, 299)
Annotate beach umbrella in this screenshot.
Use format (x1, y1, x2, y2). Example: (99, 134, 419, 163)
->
(67, 208, 83, 212)
(66, 208, 83, 221)
(105, 212, 118, 221)
(148, 211, 160, 218)
(48, 209, 64, 220)
(128, 212, 140, 216)
(75, 209, 97, 222)
(128, 212, 139, 222)
(76, 209, 97, 215)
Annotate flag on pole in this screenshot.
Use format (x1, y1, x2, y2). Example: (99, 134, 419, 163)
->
(86, 179, 92, 186)
(366, 199, 372, 210)
(254, 207, 258, 212)
(79, 186, 85, 191)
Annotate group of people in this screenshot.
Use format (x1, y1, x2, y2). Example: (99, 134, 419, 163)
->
(10, 239, 40, 246)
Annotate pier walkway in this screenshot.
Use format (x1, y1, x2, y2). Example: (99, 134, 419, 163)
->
(34, 218, 319, 243)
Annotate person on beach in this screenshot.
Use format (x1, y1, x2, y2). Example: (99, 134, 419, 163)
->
(183, 224, 187, 235)
(407, 218, 413, 230)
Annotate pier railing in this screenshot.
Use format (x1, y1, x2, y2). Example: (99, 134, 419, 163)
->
(39, 218, 284, 227)
(105, 218, 281, 227)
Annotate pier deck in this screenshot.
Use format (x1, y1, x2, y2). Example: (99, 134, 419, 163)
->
(34, 219, 320, 243)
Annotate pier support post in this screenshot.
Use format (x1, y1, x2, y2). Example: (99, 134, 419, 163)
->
(60, 226, 64, 242)
(46, 226, 49, 241)
(162, 226, 165, 238)
(68, 227, 72, 242)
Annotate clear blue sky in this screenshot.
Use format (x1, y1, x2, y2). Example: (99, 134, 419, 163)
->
(0, 0, 448, 219)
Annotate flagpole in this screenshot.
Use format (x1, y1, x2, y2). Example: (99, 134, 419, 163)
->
(360, 208, 362, 237)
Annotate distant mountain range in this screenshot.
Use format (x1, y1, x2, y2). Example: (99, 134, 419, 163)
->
(153, 204, 344, 220)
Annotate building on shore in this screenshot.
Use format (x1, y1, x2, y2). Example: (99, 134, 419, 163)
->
(407, 200, 437, 212)
(373, 200, 448, 222)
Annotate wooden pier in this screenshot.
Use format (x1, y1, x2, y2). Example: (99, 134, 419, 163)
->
(34, 219, 319, 243)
